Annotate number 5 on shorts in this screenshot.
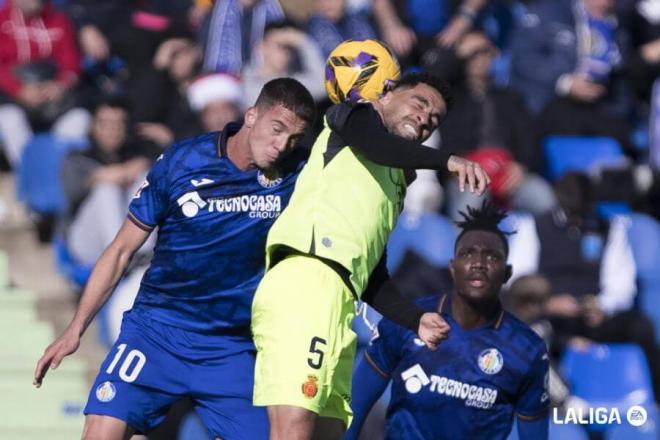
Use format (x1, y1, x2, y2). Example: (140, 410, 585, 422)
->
(106, 343, 147, 383)
(308, 337, 327, 369)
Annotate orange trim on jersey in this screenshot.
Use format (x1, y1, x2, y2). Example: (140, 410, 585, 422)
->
(516, 409, 548, 421)
(437, 294, 447, 313)
(364, 351, 390, 379)
(127, 212, 155, 232)
(494, 309, 505, 329)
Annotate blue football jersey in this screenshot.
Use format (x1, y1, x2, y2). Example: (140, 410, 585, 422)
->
(366, 295, 549, 440)
(127, 124, 306, 333)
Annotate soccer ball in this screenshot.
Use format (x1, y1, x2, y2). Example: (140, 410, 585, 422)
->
(324, 39, 401, 104)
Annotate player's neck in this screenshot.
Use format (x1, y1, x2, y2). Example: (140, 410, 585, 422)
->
(225, 129, 255, 171)
(450, 293, 500, 331)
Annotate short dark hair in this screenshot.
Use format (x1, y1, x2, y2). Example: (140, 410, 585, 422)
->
(254, 77, 316, 125)
(263, 19, 300, 37)
(391, 72, 453, 111)
(94, 95, 131, 116)
(454, 201, 512, 256)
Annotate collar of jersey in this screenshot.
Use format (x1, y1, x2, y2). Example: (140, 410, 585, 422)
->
(437, 294, 505, 332)
(217, 121, 244, 159)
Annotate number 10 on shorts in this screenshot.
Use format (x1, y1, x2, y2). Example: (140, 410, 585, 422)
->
(106, 343, 147, 383)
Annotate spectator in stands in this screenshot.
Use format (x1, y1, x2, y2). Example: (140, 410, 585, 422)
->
(505, 274, 571, 407)
(61, 98, 153, 267)
(439, 31, 556, 220)
(510, 0, 634, 155)
(241, 20, 326, 107)
(134, 38, 203, 148)
(507, 172, 660, 400)
(372, 0, 487, 67)
(0, 0, 90, 167)
(307, 0, 377, 57)
(187, 73, 242, 133)
(203, 0, 285, 76)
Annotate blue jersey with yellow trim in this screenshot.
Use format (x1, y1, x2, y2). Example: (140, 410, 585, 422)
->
(127, 124, 305, 334)
(366, 294, 549, 439)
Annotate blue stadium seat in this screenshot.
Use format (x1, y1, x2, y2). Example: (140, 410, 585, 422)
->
(543, 136, 627, 181)
(561, 344, 655, 433)
(17, 134, 86, 214)
(52, 235, 93, 288)
(386, 212, 456, 273)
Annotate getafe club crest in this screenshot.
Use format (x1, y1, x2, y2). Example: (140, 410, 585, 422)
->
(95, 381, 116, 402)
(257, 169, 283, 189)
(478, 348, 503, 375)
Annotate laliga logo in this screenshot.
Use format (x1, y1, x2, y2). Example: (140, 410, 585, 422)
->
(553, 404, 648, 426)
(401, 364, 430, 394)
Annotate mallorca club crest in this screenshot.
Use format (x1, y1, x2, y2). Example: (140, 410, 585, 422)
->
(257, 169, 283, 189)
(95, 381, 116, 402)
(478, 348, 504, 375)
(302, 375, 319, 399)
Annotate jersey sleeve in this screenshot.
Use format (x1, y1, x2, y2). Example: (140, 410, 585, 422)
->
(364, 316, 406, 378)
(127, 153, 170, 230)
(325, 102, 452, 170)
(515, 344, 550, 419)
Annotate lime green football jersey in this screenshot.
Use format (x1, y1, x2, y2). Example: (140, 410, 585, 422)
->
(265, 114, 406, 297)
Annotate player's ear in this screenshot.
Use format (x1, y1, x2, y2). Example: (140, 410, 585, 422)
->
(504, 264, 512, 283)
(244, 106, 258, 128)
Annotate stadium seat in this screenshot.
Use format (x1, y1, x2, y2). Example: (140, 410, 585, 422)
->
(16, 134, 86, 215)
(52, 236, 93, 288)
(386, 212, 456, 273)
(561, 344, 655, 433)
(543, 136, 627, 181)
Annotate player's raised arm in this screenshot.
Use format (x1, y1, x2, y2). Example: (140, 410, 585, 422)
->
(34, 219, 151, 387)
(327, 69, 492, 200)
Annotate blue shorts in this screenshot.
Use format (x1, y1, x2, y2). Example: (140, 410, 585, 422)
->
(84, 310, 268, 439)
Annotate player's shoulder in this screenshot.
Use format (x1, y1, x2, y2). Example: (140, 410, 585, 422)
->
(501, 311, 546, 357)
(278, 147, 310, 175)
(415, 294, 443, 313)
(325, 100, 376, 130)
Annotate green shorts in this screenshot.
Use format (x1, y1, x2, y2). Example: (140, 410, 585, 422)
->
(251, 254, 357, 427)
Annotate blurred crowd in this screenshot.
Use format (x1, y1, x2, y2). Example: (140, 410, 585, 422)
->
(2, 0, 660, 433)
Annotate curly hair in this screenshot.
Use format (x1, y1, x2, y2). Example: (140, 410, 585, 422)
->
(454, 201, 513, 256)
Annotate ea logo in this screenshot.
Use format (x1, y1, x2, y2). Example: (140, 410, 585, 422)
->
(478, 348, 503, 375)
(627, 405, 648, 427)
(95, 381, 116, 402)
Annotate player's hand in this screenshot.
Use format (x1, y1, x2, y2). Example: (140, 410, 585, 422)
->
(34, 327, 81, 388)
(417, 312, 450, 351)
(447, 155, 490, 194)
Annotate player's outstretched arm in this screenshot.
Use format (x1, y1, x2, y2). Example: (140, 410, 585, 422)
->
(344, 356, 390, 440)
(327, 103, 490, 193)
(33, 219, 150, 387)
